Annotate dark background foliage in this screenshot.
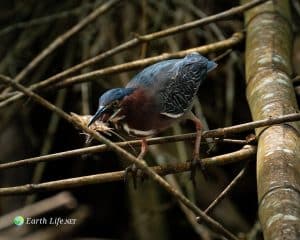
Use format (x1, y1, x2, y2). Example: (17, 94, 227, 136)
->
(0, 0, 299, 239)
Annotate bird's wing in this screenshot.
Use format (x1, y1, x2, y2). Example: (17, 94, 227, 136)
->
(126, 59, 179, 89)
(126, 54, 209, 118)
(126, 59, 184, 117)
(158, 55, 209, 118)
(157, 65, 207, 118)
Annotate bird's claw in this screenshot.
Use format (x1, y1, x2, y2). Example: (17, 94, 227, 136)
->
(189, 154, 207, 185)
(124, 164, 146, 189)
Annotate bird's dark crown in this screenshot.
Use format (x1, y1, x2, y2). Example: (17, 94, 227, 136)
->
(99, 88, 135, 107)
(183, 52, 217, 72)
(88, 88, 135, 126)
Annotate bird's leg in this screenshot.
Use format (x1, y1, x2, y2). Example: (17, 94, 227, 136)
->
(188, 112, 205, 184)
(138, 138, 148, 159)
(125, 138, 148, 188)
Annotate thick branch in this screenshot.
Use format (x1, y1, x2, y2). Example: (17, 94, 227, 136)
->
(243, 0, 300, 239)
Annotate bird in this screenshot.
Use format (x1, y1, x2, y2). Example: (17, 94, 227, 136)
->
(88, 52, 217, 182)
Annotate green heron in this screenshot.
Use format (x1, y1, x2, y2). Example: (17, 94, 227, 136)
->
(88, 52, 217, 180)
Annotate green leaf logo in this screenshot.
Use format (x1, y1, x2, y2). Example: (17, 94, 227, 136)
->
(13, 216, 24, 226)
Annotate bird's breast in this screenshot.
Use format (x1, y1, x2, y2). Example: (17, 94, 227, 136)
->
(110, 88, 175, 136)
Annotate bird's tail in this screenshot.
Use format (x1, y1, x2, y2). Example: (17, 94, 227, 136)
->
(207, 60, 218, 72)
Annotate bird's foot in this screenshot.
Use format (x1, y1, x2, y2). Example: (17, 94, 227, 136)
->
(189, 154, 207, 185)
(124, 164, 146, 189)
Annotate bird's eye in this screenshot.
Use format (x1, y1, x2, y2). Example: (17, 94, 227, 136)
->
(111, 100, 119, 108)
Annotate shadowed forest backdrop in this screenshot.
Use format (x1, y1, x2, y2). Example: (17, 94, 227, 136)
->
(0, 0, 299, 239)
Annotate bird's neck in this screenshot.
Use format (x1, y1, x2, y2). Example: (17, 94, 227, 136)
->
(110, 88, 158, 136)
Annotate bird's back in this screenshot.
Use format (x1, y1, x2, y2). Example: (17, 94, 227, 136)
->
(126, 53, 214, 117)
(126, 59, 180, 89)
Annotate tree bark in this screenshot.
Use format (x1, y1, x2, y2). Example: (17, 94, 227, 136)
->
(242, 0, 300, 239)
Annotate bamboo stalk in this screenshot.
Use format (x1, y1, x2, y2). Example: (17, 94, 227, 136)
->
(242, 0, 300, 239)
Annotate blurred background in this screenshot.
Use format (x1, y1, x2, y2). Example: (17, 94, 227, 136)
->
(0, 0, 299, 239)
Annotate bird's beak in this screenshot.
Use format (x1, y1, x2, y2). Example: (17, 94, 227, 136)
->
(207, 60, 218, 72)
(88, 106, 107, 127)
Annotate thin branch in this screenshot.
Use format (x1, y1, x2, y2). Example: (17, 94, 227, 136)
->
(203, 112, 300, 138)
(197, 163, 249, 223)
(1, 110, 300, 171)
(0, 76, 238, 240)
(27, 0, 266, 85)
(0, 145, 256, 196)
(1, 0, 120, 90)
(25, 89, 68, 205)
(0, 32, 243, 108)
(55, 32, 244, 88)
(0, 0, 268, 103)
(0, 136, 248, 171)
(0, 1, 104, 37)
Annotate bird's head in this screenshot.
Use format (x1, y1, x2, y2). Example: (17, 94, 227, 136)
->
(183, 52, 218, 72)
(88, 88, 135, 127)
(177, 52, 217, 85)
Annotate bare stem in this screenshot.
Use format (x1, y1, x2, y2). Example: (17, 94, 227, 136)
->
(0, 33, 243, 109)
(54, 32, 244, 88)
(1, 110, 300, 171)
(0, 136, 249, 171)
(0, 146, 256, 196)
(0, 75, 239, 240)
(33, 0, 266, 85)
(2, 0, 120, 88)
(197, 163, 249, 223)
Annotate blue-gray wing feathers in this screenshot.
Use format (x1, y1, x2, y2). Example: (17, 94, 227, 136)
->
(126, 53, 214, 117)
